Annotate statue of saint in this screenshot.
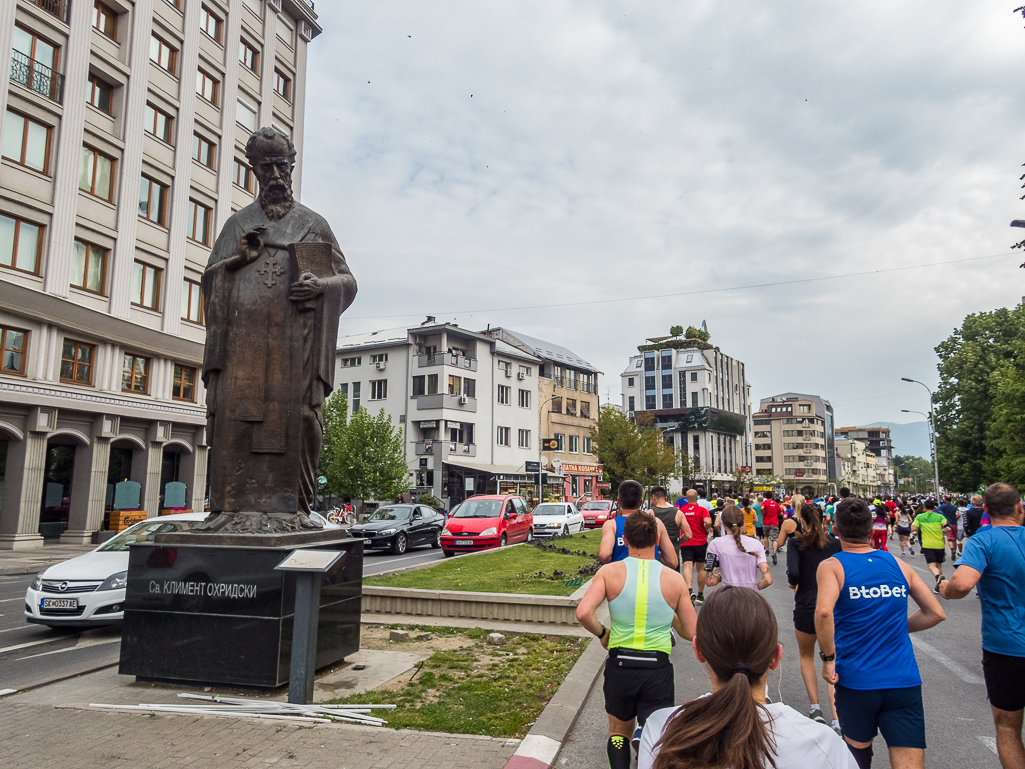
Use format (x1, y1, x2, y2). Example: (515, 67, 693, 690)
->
(197, 128, 357, 533)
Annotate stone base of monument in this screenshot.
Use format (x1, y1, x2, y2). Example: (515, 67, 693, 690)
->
(118, 536, 362, 688)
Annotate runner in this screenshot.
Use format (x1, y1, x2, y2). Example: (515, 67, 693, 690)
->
(787, 502, 843, 735)
(870, 505, 889, 552)
(754, 493, 765, 542)
(962, 494, 985, 540)
(895, 503, 914, 556)
(760, 491, 783, 565)
(638, 586, 856, 769)
(576, 510, 697, 769)
(775, 493, 806, 557)
(938, 494, 960, 562)
(648, 486, 692, 573)
(816, 497, 946, 769)
(911, 499, 950, 593)
(675, 489, 712, 605)
(704, 506, 772, 591)
(939, 483, 1025, 769)
(697, 491, 713, 514)
(741, 497, 757, 537)
(600, 481, 680, 570)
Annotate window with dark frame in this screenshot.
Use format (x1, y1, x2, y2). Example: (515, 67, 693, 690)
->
(0, 325, 27, 376)
(239, 39, 258, 71)
(0, 213, 42, 274)
(149, 34, 177, 74)
(60, 339, 95, 385)
(131, 260, 161, 310)
(1, 109, 50, 173)
(196, 69, 219, 105)
(87, 73, 113, 113)
(79, 146, 115, 200)
(187, 198, 211, 244)
(121, 352, 149, 393)
(232, 158, 253, 191)
(370, 379, 387, 400)
(71, 240, 107, 294)
(199, 5, 222, 42)
(191, 133, 214, 167)
(181, 278, 203, 324)
(144, 102, 173, 142)
(273, 69, 291, 100)
(92, 1, 117, 39)
(138, 176, 168, 224)
(173, 363, 196, 401)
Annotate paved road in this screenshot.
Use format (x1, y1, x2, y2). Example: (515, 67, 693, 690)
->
(556, 545, 1002, 769)
(0, 544, 446, 695)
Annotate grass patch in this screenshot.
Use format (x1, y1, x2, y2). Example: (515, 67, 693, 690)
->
(364, 532, 600, 596)
(329, 628, 587, 737)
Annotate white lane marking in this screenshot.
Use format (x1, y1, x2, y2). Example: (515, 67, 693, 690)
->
(909, 636, 984, 684)
(0, 637, 62, 655)
(979, 736, 998, 755)
(0, 626, 35, 633)
(365, 552, 442, 570)
(18, 638, 120, 660)
(0, 598, 26, 603)
(0, 688, 16, 696)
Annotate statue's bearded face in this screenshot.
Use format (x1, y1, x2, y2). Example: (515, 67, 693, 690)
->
(253, 154, 294, 221)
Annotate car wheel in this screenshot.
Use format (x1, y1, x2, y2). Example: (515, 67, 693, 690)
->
(392, 532, 408, 555)
(443, 550, 455, 558)
(431, 530, 441, 549)
(526, 528, 534, 543)
(562, 525, 570, 536)
(500, 533, 508, 548)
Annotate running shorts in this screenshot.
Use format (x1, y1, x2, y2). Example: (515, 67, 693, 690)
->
(755, 526, 764, 538)
(834, 685, 926, 749)
(982, 650, 1025, 712)
(922, 547, 946, 564)
(792, 608, 816, 636)
(946, 525, 958, 542)
(896, 525, 911, 536)
(603, 650, 674, 725)
(679, 544, 708, 563)
(764, 525, 780, 542)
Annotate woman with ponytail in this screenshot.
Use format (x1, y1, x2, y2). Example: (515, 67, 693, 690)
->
(639, 587, 856, 769)
(704, 506, 772, 592)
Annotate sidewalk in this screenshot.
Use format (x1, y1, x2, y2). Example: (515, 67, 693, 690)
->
(0, 542, 95, 576)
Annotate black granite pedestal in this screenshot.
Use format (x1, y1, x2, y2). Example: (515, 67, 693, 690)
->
(118, 537, 362, 688)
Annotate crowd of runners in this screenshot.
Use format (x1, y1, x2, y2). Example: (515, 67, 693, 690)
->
(576, 481, 1025, 769)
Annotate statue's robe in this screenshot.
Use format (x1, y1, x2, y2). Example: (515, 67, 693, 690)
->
(202, 201, 355, 515)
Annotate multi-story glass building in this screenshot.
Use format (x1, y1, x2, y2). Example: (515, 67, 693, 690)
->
(0, 0, 321, 548)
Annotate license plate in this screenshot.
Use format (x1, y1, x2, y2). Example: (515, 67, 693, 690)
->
(41, 598, 78, 610)
(455, 539, 474, 545)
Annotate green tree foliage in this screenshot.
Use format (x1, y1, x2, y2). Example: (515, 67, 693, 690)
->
(670, 325, 684, 338)
(416, 493, 442, 510)
(685, 326, 710, 342)
(933, 305, 1025, 491)
(893, 455, 935, 493)
(320, 391, 409, 509)
(590, 406, 680, 494)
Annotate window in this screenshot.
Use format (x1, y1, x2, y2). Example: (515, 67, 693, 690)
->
(497, 384, 510, 404)
(583, 436, 593, 454)
(554, 433, 565, 452)
(0, 326, 27, 375)
(498, 360, 511, 376)
(568, 435, 579, 454)
(225, 160, 252, 195)
(799, 404, 811, 414)
(754, 443, 772, 451)
(236, 97, 257, 131)
(690, 372, 698, 382)
(627, 396, 635, 412)
(273, 69, 291, 100)
(79, 146, 115, 200)
(239, 39, 258, 71)
(87, 74, 113, 113)
(144, 103, 173, 142)
(173, 364, 196, 401)
(60, 340, 95, 385)
(187, 199, 212, 244)
(242, 0, 262, 16)
(12, 26, 58, 101)
(351, 382, 361, 412)
(463, 378, 476, 398)
(448, 375, 461, 395)
(0, 214, 42, 274)
(370, 379, 387, 400)
(566, 398, 576, 416)
(277, 15, 294, 46)
(645, 394, 656, 410)
(1, 110, 49, 173)
(341, 356, 361, 367)
(92, 1, 117, 39)
(645, 374, 655, 391)
(149, 35, 177, 74)
(371, 353, 388, 363)
(138, 176, 168, 224)
(192, 133, 215, 167)
(71, 240, 107, 294)
(497, 426, 510, 446)
(199, 6, 222, 42)
(121, 353, 149, 393)
(196, 70, 219, 105)
(181, 278, 202, 324)
(662, 393, 673, 409)
(132, 260, 161, 310)
(579, 401, 590, 419)
(627, 377, 634, 387)
(412, 373, 438, 396)
(691, 392, 698, 408)
(518, 429, 531, 449)
(519, 365, 531, 378)
(518, 389, 530, 408)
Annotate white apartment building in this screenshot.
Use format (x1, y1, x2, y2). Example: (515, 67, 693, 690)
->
(620, 339, 753, 495)
(836, 438, 878, 497)
(752, 393, 836, 494)
(0, 0, 321, 547)
(335, 321, 544, 508)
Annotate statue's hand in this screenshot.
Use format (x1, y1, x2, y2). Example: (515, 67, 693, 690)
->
(289, 271, 325, 301)
(238, 226, 267, 264)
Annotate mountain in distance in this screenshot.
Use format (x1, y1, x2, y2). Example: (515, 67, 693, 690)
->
(864, 421, 931, 460)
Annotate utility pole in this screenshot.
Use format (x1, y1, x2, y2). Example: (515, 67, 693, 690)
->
(901, 378, 941, 496)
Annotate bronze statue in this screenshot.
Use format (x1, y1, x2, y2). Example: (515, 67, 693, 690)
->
(196, 128, 357, 534)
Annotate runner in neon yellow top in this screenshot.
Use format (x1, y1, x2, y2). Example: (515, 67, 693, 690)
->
(912, 498, 952, 591)
(607, 557, 676, 654)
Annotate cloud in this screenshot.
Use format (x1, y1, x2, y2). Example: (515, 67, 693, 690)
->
(301, 0, 1025, 432)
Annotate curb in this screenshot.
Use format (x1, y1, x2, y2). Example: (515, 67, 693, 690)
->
(503, 634, 606, 769)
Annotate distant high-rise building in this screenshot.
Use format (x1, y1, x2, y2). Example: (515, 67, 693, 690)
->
(836, 426, 894, 494)
(752, 393, 835, 493)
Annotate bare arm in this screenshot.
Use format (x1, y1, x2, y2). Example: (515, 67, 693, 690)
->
(940, 565, 981, 600)
(776, 519, 795, 550)
(598, 520, 617, 565)
(657, 520, 679, 570)
(898, 559, 946, 631)
(757, 562, 772, 590)
(669, 573, 697, 640)
(575, 568, 610, 645)
(815, 558, 842, 685)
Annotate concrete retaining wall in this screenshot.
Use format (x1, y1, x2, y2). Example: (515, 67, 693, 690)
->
(362, 585, 586, 625)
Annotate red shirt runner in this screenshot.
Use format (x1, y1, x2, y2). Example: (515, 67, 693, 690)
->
(678, 504, 709, 546)
(761, 500, 781, 527)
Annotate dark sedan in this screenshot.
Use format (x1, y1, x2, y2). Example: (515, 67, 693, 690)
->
(348, 504, 445, 555)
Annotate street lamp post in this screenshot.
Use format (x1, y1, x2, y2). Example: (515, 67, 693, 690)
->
(538, 394, 562, 503)
(900, 377, 941, 495)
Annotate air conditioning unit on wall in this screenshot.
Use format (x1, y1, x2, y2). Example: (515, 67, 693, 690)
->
(505, 370, 512, 377)
(376, 361, 386, 370)
(459, 395, 468, 405)
(517, 372, 525, 380)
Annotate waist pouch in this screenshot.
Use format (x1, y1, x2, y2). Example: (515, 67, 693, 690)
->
(608, 647, 671, 669)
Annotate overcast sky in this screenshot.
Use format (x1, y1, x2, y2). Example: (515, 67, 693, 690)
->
(300, 1, 1025, 432)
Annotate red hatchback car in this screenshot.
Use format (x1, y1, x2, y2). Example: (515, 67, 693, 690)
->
(440, 495, 533, 557)
(580, 500, 615, 529)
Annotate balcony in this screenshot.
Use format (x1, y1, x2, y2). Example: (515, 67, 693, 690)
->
(10, 51, 63, 104)
(32, 0, 68, 21)
(414, 393, 477, 412)
(415, 441, 435, 455)
(417, 352, 477, 372)
(448, 442, 476, 457)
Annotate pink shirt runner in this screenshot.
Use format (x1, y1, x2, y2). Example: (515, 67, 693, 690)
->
(707, 535, 767, 590)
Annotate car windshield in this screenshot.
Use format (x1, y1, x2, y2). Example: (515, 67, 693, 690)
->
(533, 504, 566, 516)
(97, 520, 199, 551)
(582, 502, 611, 511)
(367, 507, 410, 521)
(453, 500, 503, 518)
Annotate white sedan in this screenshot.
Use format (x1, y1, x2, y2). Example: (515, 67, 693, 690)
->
(25, 512, 339, 628)
(531, 503, 585, 538)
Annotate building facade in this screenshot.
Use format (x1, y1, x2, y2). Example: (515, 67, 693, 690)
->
(836, 438, 877, 496)
(751, 393, 835, 495)
(836, 426, 894, 495)
(621, 340, 753, 495)
(0, 0, 320, 547)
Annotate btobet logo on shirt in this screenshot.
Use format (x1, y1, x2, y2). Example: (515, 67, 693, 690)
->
(848, 584, 908, 600)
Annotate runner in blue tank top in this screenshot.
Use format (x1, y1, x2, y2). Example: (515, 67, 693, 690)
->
(600, 485, 679, 570)
(815, 497, 945, 769)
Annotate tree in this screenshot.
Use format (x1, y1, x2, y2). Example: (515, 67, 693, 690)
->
(591, 406, 680, 494)
(893, 455, 934, 493)
(670, 325, 684, 338)
(637, 426, 680, 489)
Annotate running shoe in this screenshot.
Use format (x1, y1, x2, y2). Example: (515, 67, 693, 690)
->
(909, 548, 915, 555)
(631, 726, 642, 755)
(809, 707, 827, 725)
(689, 592, 696, 605)
(694, 594, 704, 607)
(934, 574, 942, 593)
(832, 722, 843, 738)
(771, 553, 777, 565)
(900, 551, 906, 557)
